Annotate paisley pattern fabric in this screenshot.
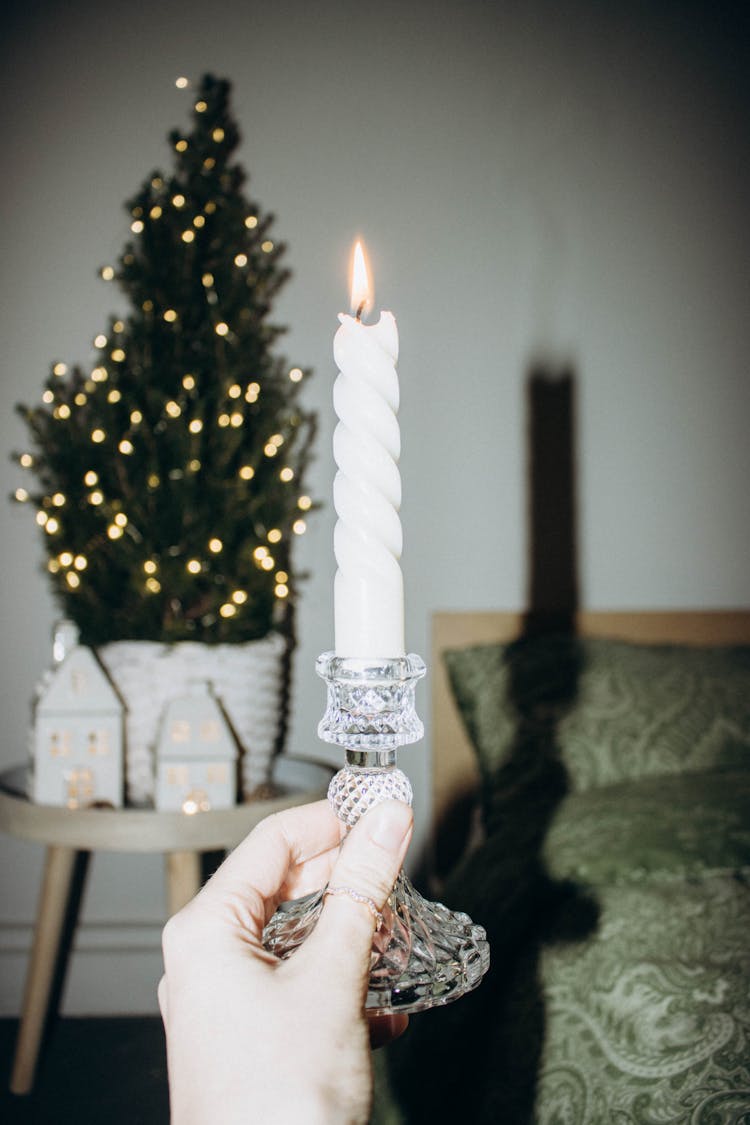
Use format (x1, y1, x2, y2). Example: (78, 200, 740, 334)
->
(372, 637, 750, 1125)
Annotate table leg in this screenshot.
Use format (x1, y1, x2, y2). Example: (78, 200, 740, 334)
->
(165, 851, 202, 916)
(10, 846, 84, 1095)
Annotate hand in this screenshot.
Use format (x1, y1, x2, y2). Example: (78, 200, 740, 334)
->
(159, 798, 414, 1124)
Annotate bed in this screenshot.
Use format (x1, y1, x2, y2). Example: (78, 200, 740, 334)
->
(373, 610, 750, 1125)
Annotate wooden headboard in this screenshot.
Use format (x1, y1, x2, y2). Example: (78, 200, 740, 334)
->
(431, 609, 750, 840)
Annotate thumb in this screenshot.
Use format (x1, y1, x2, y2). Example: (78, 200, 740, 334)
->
(295, 800, 413, 995)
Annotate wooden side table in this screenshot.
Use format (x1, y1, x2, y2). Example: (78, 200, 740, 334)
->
(0, 757, 331, 1095)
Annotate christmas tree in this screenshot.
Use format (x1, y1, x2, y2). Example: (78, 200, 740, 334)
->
(12, 75, 316, 646)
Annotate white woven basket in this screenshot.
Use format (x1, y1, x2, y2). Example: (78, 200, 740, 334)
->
(98, 633, 287, 805)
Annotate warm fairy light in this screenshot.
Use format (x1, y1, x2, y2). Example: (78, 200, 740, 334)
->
(101, 266, 115, 281)
(289, 367, 303, 383)
(114, 513, 128, 527)
(53, 362, 67, 376)
(92, 366, 108, 381)
(205, 201, 217, 214)
(131, 220, 144, 234)
(246, 382, 260, 402)
(48, 559, 60, 573)
(276, 570, 289, 584)
(59, 552, 74, 567)
(228, 383, 241, 398)
(193, 215, 205, 228)
(150, 205, 162, 219)
(176, 76, 189, 89)
(45, 517, 60, 534)
(188, 459, 201, 472)
(230, 412, 243, 427)
(56, 404, 71, 420)
(267, 528, 282, 544)
(164, 309, 178, 322)
(36, 511, 48, 526)
(66, 572, 81, 589)
(75, 392, 87, 406)
(20, 453, 34, 468)
(215, 322, 229, 336)
(274, 584, 289, 599)
(264, 441, 278, 457)
(143, 560, 158, 576)
(182, 230, 195, 243)
(189, 419, 203, 434)
(143, 299, 154, 312)
(218, 413, 230, 427)
(231, 590, 247, 604)
(202, 273, 214, 288)
(89, 490, 104, 505)
(132, 206, 144, 218)
(203, 157, 216, 171)
(208, 538, 223, 553)
(239, 465, 255, 480)
(183, 374, 196, 389)
(195, 100, 207, 113)
(14, 488, 29, 502)
(280, 467, 294, 482)
(245, 216, 258, 229)
(261, 240, 274, 253)
(260, 556, 275, 571)
(147, 473, 160, 488)
(234, 253, 247, 267)
(172, 194, 186, 208)
(94, 334, 107, 348)
(165, 400, 182, 418)
(175, 139, 188, 152)
(219, 603, 237, 618)
(119, 439, 134, 455)
(42, 390, 54, 404)
(186, 559, 202, 574)
(253, 547, 268, 560)
(293, 519, 307, 535)
(145, 577, 161, 593)
(350, 240, 373, 318)
(298, 495, 312, 510)
(107, 524, 123, 540)
(52, 492, 66, 506)
(130, 410, 142, 424)
(74, 555, 87, 571)
(84, 470, 98, 486)
(91, 429, 106, 443)
(107, 389, 121, 403)
(111, 348, 126, 362)
(212, 128, 225, 142)
(113, 320, 124, 333)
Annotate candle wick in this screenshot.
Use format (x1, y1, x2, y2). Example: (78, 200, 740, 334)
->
(355, 301, 366, 322)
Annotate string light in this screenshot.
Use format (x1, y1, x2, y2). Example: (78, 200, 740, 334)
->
(203, 157, 215, 171)
(289, 368, 303, 383)
(84, 470, 98, 486)
(147, 473, 160, 488)
(231, 590, 247, 604)
(36, 511, 48, 526)
(298, 495, 312, 510)
(261, 240, 274, 253)
(45, 517, 60, 534)
(91, 429, 106, 443)
(111, 348, 125, 362)
(150, 205, 162, 219)
(260, 556, 275, 571)
(66, 572, 81, 589)
(245, 216, 258, 229)
(92, 366, 108, 382)
(202, 273, 214, 288)
(182, 230, 195, 243)
(107, 524, 124, 540)
(186, 559, 202, 574)
(59, 552, 74, 567)
(212, 128, 225, 142)
(276, 570, 289, 584)
(119, 439, 134, 455)
(253, 547, 268, 561)
(114, 513, 128, 527)
(42, 390, 54, 404)
(75, 393, 87, 406)
(52, 493, 66, 507)
(195, 100, 207, 113)
(280, 467, 294, 482)
(274, 583, 289, 599)
(239, 465, 254, 480)
(230, 412, 243, 427)
(108, 390, 122, 403)
(188, 459, 201, 472)
(219, 603, 236, 618)
(74, 555, 88, 571)
(101, 266, 115, 281)
(218, 413, 230, 427)
(130, 409, 142, 424)
(95, 334, 107, 348)
(14, 488, 29, 502)
(145, 577, 161, 593)
(55, 404, 71, 419)
(245, 382, 260, 403)
(175, 139, 188, 152)
(172, 194, 186, 208)
(228, 383, 241, 398)
(131, 220, 144, 234)
(193, 215, 205, 229)
(208, 538, 223, 554)
(88, 490, 104, 505)
(165, 400, 182, 418)
(267, 528, 282, 544)
(234, 253, 247, 267)
(183, 374, 196, 389)
(293, 519, 307, 535)
(48, 559, 60, 573)
(20, 453, 34, 468)
(189, 419, 203, 434)
(113, 320, 124, 332)
(53, 363, 67, 376)
(204, 201, 216, 214)
(176, 76, 189, 89)
(143, 300, 154, 312)
(215, 322, 229, 336)
(164, 309, 178, 323)
(143, 560, 158, 575)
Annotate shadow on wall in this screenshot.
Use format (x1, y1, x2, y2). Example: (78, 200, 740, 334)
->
(375, 365, 600, 1123)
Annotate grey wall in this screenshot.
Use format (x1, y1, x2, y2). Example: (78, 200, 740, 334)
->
(1, 0, 748, 1013)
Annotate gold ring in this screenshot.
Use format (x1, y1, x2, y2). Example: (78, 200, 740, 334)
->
(323, 885, 384, 930)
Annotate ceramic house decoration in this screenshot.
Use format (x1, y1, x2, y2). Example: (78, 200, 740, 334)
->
(155, 681, 238, 813)
(32, 622, 124, 808)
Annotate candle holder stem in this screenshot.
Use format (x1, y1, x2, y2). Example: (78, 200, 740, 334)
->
(262, 653, 490, 1014)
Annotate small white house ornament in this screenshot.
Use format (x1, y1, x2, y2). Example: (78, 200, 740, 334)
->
(155, 681, 238, 813)
(32, 621, 124, 808)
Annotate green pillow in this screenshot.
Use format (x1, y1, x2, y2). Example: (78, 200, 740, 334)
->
(443, 634, 750, 794)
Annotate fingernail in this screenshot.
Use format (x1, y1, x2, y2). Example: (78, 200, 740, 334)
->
(368, 801, 412, 853)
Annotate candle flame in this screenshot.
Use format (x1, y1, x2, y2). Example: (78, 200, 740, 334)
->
(350, 240, 373, 320)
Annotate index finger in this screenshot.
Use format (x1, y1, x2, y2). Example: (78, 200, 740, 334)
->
(204, 799, 345, 909)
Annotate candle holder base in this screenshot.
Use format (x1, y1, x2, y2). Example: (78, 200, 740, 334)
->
(262, 652, 489, 1014)
(263, 871, 489, 1015)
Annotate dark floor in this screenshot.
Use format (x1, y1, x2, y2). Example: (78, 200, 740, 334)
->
(0, 1018, 169, 1124)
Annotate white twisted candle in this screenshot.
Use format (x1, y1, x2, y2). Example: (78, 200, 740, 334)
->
(332, 310, 405, 657)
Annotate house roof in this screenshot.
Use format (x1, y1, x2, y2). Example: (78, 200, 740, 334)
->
(36, 647, 123, 716)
